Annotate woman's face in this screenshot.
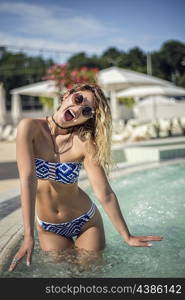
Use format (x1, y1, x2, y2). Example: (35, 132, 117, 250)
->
(56, 90, 95, 128)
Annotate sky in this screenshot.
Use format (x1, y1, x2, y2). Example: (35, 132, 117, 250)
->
(0, 0, 185, 63)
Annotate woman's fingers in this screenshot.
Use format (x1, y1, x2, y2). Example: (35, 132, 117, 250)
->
(139, 241, 153, 247)
(8, 239, 34, 272)
(128, 235, 163, 247)
(140, 236, 163, 241)
(137, 236, 163, 247)
(26, 250, 32, 266)
(9, 255, 22, 272)
(132, 240, 152, 247)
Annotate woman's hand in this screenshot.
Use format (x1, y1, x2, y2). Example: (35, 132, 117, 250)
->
(126, 235, 163, 247)
(8, 236, 34, 272)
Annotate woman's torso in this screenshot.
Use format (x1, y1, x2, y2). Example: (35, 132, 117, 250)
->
(32, 117, 92, 223)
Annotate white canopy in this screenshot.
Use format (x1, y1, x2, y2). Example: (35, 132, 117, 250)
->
(97, 67, 173, 122)
(138, 96, 175, 106)
(97, 66, 172, 90)
(10, 80, 64, 124)
(10, 80, 59, 97)
(117, 85, 185, 98)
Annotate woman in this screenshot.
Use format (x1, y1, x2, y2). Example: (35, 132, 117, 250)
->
(9, 83, 163, 272)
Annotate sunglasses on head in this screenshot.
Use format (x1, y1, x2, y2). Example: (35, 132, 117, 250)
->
(72, 93, 95, 118)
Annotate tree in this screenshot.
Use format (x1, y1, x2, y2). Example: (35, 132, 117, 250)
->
(157, 40, 185, 84)
(176, 74, 185, 87)
(0, 47, 54, 108)
(67, 52, 103, 70)
(124, 47, 147, 73)
(67, 52, 89, 69)
(101, 47, 123, 67)
(150, 51, 166, 80)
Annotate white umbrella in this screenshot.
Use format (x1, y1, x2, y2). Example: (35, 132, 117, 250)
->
(10, 80, 66, 118)
(97, 67, 172, 90)
(136, 95, 176, 120)
(10, 80, 58, 97)
(117, 84, 185, 120)
(117, 85, 185, 98)
(138, 96, 175, 106)
(97, 67, 172, 122)
(0, 82, 6, 125)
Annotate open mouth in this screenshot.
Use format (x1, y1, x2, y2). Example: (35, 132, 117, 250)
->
(64, 109, 76, 121)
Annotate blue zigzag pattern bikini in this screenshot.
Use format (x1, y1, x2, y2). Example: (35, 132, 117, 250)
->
(35, 157, 96, 238)
(35, 158, 82, 184)
(37, 202, 96, 239)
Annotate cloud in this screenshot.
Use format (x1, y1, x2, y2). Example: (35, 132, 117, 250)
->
(1, 1, 176, 60)
(0, 31, 106, 63)
(0, 1, 121, 62)
(0, 1, 111, 40)
(0, 2, 73, 17)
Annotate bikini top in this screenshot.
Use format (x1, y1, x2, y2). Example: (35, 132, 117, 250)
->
(35, 158, 82, 184)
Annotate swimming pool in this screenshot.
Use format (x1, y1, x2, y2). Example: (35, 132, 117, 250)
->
(1, 162, 185, 278)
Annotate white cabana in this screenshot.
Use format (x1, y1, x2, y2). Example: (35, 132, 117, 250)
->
(10, 80, 58, 97)
(117, 85, 185, 121)
(138, 96, 175, 106)
(117, 85, 185, 98)
(10, 80, 62, 124)
(97, 67, 173, 122)
(134, 97, 185, 121)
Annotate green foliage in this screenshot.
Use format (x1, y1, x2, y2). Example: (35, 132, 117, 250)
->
(101, 47, 123, 67)
(117, 97, 136, 108)
(1, 39, 185, 106)
(176, 74, 185, 87)
(66, 41, 185, 87)
(0, 47, 54, 103)
(39, 96, 53, 109)
(67, 52, 103, 69)
(121, 47, 147, 73)
(160, 40, 185, 74)
(151, 40, 185, 83)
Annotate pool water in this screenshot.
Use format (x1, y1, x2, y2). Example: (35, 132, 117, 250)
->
(2, 162, 185, 278)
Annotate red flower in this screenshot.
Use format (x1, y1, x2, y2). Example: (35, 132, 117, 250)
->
(44, 64, 99, 89)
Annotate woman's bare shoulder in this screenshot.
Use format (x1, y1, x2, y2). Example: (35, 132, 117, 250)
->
(16, 118, 43, 137)
(17, 117, 43, 125)
(77, 137, 96, 159)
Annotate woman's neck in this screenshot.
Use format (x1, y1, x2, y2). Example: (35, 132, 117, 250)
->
(46, 116, 74, 136)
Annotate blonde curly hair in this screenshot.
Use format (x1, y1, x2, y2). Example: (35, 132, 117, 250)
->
(58, 83, 114, 176)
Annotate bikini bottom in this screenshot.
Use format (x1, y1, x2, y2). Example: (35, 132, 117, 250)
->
(37, 202, 96, 239)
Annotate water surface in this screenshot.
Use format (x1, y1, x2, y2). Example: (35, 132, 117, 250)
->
(1, 162, 185, 278)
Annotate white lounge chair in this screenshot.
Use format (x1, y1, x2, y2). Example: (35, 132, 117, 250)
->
(6, 127, 17, 142)
(1, 125, 13, 140)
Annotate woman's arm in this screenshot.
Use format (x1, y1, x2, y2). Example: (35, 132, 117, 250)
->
(9, 118, 38, 271)
(16, 118, 38, 238)
(83, 140, 163, 247)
